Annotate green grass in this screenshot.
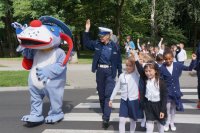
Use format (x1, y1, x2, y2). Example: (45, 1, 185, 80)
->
(0, 57, 22, 61)
(0, 71, 29, 87)
(77, 58, 92, 64)
(0, 50, 126, 64)
(77, 50, 93, 64)
(77, 50, 126, 64)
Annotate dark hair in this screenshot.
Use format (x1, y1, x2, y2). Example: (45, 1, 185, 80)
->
(126, 35, 132, 40)
(144, 60, 160, 86)
(156, 54, 163, 62)
(163, 48, 174, 58)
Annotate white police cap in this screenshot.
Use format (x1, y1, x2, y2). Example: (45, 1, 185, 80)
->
(98, 27, 112, 36)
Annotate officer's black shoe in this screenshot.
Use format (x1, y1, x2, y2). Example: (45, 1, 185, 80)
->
(102, 120, 109, 129)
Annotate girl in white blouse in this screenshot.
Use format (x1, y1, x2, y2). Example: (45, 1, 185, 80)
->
(135, 60, 167, 133)
(109, 57, 143, 133)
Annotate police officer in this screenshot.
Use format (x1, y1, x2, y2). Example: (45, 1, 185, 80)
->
(83, 19, 122, 128)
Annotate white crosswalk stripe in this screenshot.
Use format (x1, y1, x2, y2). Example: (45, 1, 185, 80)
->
(62, 113, 200, 124)
(74, 102, 197, 109)
(87, 95, 198, 100)
(42, 129, 160, 133)
(43, 88, 199, 133)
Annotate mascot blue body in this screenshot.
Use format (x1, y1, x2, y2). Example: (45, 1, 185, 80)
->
(12, 16, 73, 126)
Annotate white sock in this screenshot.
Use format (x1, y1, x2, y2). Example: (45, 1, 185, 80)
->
(156, 122, 164, 133)
(130, 118, 136, 133)
(119, 117, 126, 133)
(170, 102, 176, 125)
(141, 112, 146, 127)
(146, 121, 154, 133)
(166, 102, 171, 126)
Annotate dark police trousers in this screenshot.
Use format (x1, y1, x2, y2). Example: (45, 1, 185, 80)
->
(96, 67, 115, 121)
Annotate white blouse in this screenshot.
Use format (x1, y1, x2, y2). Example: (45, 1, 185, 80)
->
(166, 63, 173, 75)
(145, 78, 160, 102)
(110, 71, 140, 101)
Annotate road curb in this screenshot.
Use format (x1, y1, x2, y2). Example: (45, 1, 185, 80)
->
(0, 86, 95, 92)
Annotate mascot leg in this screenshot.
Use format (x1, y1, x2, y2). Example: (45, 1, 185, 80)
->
(21, 86, 45, 126)
(45, 86, 64, 123)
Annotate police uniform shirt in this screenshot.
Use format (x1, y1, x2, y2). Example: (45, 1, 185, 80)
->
(98, 42, 112, 65)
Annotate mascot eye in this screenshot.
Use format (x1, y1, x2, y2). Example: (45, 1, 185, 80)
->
(50, 28, 55, 32)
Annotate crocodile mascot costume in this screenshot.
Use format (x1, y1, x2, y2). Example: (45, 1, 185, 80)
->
(12, 16, 73, 126)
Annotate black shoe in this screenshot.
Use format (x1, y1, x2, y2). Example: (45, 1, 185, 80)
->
(102, 120, 109, 129)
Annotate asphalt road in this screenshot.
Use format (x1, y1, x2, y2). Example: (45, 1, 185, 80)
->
(0, 88, 200, 133)
(0, 59, 200, 133)
(0, 88, 95, 133)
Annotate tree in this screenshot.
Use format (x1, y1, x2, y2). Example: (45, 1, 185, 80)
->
(0, 0, 18, 57)
(150, 0, 156, 45)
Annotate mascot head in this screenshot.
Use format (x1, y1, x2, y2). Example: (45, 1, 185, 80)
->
(12, 16, 73, 65)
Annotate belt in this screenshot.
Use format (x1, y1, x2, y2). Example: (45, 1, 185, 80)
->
(98, 64, 111, 68)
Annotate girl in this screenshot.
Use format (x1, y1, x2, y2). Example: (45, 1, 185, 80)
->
(134, 53, 167, 133)
(160, 50, 196, 131)
(124, 35, 136, 58)
(155, 54, 164, 67)
(109, 57, 143, 133)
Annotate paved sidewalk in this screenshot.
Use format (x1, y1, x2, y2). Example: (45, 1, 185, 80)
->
(0, 59, 97, 90)
(0, 59, 198, 91)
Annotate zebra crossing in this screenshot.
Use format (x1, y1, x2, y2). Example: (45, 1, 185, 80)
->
(42, 88, 200, 133)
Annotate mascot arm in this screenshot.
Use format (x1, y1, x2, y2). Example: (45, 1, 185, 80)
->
(22, 48, 35, 70)
(36, 51, 66, 79)
(22, 48, 35, 59)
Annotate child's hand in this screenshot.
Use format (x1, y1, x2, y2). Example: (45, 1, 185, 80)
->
(85, 19, 90, 32)
(137, 38, 140, 43)
(130, 50, 139, 61)
(130, 50, 135, 57)
(160, 112, 164, 119)
(108, 100, 112, 108)
(192, 53, 197, 60)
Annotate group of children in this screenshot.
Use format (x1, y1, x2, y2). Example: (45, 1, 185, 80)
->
(124, 37, 187, 65)
(109, 41, 197, 133)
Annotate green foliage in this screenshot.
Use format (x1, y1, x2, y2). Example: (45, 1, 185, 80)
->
(120, 0, 150, 43)
(162, 26, 187, 45)
(0, 2, 5, 28)
(13, 0, 52, 22)
(156, 0, 175, 31)
(0, 0, 200, 57)
(155, 0, 190, 45)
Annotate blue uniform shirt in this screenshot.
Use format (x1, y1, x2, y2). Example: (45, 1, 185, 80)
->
(82, 32, 122, 78)
(99, 43, 112, 65)
(159, 61, 196, 111)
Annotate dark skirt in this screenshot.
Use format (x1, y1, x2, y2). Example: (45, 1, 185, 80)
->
(119, 98, 144, 121)
(144, 99, 167, 125)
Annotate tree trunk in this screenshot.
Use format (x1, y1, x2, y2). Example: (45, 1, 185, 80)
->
(150, 0, 156, 45)
(115, 0, 124, 45)
(0, 40, 4, 57)
(3, 0, 18, 57)
(194, 22, 197, 51)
